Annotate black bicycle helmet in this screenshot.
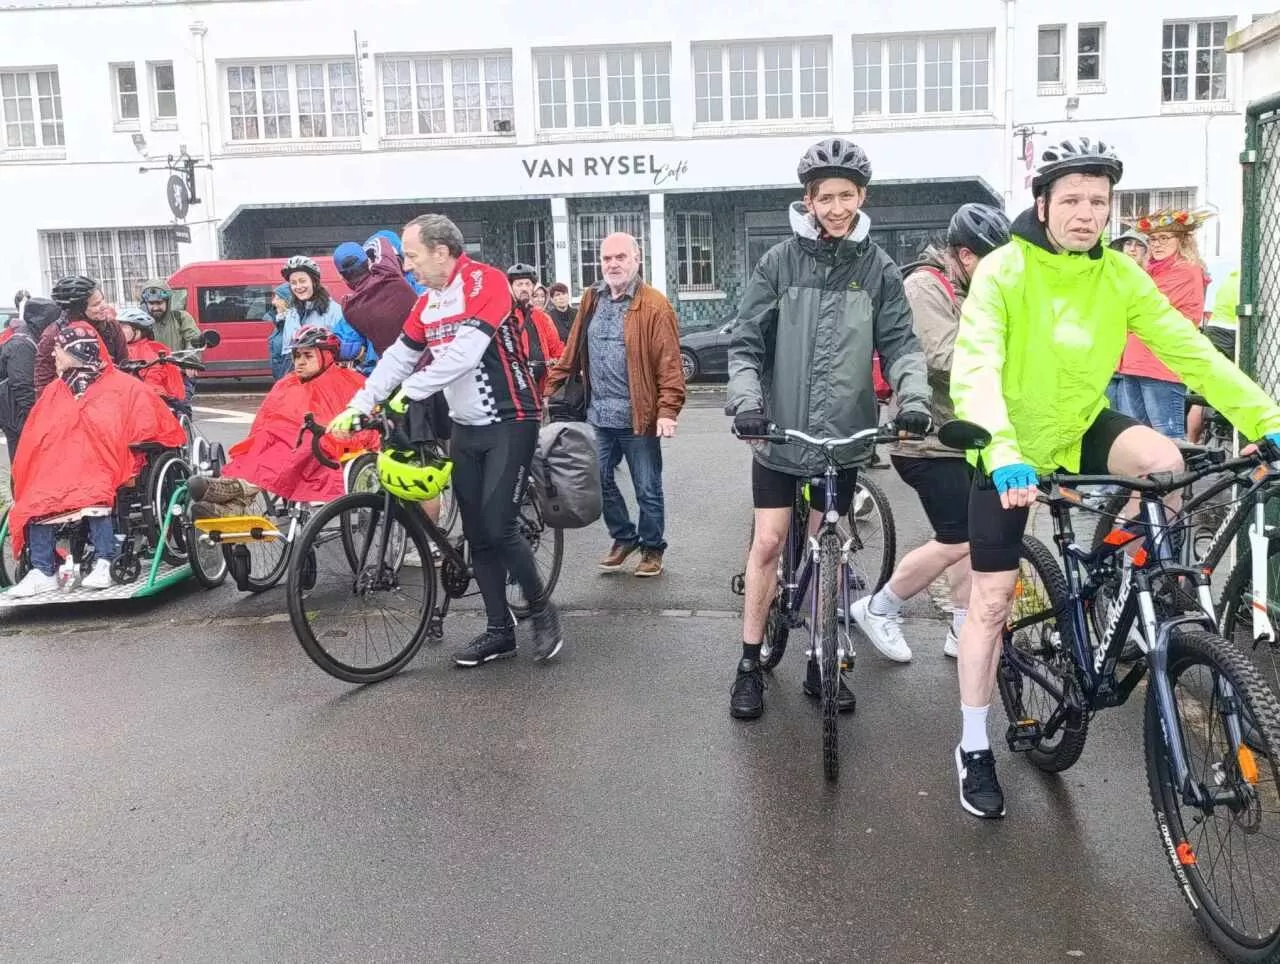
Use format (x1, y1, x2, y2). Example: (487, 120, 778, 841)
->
(797, 137, 872, 188)
(281, 255, 321, 282)
(506, 263, 539, 283)
(51, 275, 99, 313)
(1031, 136, 1123, 196)
(947, 204, 1011, 257)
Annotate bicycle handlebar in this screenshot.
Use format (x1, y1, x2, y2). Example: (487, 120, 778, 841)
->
(733, 423, 919, 449)
(297, 413, 341, 470)
(1045, 451, 1264, 498)
(121, 350, 206, 374)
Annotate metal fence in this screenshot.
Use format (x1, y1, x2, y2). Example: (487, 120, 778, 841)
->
(1241, 94, 1280, 393)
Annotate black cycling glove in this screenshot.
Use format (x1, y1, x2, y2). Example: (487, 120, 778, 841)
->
(733, 410, 771, 440)
(894, 409, 932, 436)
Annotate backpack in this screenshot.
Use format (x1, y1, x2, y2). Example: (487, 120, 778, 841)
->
(872, 263, 958, 403)
(0, 329, 35, 435)
(530, 421, 602, 529)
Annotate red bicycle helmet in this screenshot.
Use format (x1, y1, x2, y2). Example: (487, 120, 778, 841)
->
(289, 324, 340, 355)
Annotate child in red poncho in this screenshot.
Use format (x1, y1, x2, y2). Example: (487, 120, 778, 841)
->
(117, 306, 187, 402)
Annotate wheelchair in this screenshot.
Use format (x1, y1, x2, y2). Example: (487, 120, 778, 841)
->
(0, 443, 195, 593)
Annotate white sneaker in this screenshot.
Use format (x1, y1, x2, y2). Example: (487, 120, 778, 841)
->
(944, 628, 959, 659)
(9, 568, 59, 598)
(849, 596, 913, 662)
(403, 547, 422, 568)
(81, 558, 113, 590)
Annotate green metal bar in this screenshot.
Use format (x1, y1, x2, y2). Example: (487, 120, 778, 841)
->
(146, 482, 189, 589)
(1240, 110, 1263, 381)
(1247, 92, 1280, 121)
(132, 563, 192, 598)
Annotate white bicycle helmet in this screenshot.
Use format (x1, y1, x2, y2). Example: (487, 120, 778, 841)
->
(1031, 137, 1123, 196)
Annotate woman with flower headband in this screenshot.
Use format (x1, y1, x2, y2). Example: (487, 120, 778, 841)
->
(1106, 207, 1214, 438)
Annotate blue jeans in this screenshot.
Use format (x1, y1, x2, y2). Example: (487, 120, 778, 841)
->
(27, 516, 117, 577)
(593, 426, 666, 551)
(1108, 375, 1186, 439)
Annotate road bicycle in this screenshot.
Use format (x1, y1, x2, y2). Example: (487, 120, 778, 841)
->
(941, 419, 1280, 963)
(287, 411, 563, 684)
(732, 421, 910, 781)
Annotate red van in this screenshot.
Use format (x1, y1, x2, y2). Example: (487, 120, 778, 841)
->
(166, 260, 351, 380)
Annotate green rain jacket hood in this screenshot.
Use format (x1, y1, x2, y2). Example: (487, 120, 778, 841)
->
(725, 202, 929, 476)
(951, 207, 1280, 475)
(141, 278, 203, 353)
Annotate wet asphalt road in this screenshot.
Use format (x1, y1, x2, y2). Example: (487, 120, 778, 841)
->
(0, 391, 1222, 962)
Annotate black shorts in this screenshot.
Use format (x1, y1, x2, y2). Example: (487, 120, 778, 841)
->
(752, 460, 857, 515)
(891, 455, 974, 545)
(969, 408, 1141, 573)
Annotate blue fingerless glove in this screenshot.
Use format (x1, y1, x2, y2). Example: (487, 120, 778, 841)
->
(1265, 432, 1280, 453)
(991, 463, 1038, 494)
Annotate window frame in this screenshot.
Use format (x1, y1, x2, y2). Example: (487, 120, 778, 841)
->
(222, 59, 362, 145)
(534, 46, 671, 132)
(379, 52, 515, 139)
(675, 212, 716, 293)
(0, 67, 65, 151)
(512, 218, 553, 284)
(1037, 25, 1065, 89)
(575, 212, 649, 293)
(40, 227, 181, 304)
(1161, 19, 1231, 104)
(111, 62, 141, 128)
(692, 38, 830, 125)
(852, 32, 992, 118)
(1075, 23, 1105, 89)
(149, 60, 178, 125)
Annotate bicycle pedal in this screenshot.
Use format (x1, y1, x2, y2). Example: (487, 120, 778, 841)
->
(1005, 719, 1042, 753)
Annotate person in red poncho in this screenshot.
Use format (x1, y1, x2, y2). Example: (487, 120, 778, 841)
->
(506, 263, 564, 396)
(1108, 207, 1214, 439)
(117, 306, 187, 402)
(8, 323, 186, 598)
(190, 326, 379, 518)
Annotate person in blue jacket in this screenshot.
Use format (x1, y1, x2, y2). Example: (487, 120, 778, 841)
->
(279, 255, 377, 375)
(264, 283, 293, 381)
(367, 230, 427, 296)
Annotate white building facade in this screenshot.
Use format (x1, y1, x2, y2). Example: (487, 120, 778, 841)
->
(0, 0, 1260, 327)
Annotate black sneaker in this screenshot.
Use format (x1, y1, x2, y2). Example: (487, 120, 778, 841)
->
(955, 745, 1006, 818)
(530, 601, 564, 662)
(453, 628, 517, 668)
(803, 659, 856, 713)
(730, 658, 766, 719)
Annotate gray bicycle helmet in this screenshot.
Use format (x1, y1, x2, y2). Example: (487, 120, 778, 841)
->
(1031, 136, 1123, 196)
(117, 306, 155, 330)
(506, 263, 539, 283)
(947, 204, 1011, 257)
(281, 255, 321, 282)
(797, 137, 872, 188)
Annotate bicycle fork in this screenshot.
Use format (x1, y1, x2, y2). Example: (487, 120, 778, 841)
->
(1248, 499, 1276, 646)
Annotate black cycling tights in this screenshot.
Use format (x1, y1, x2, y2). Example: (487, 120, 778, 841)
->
(450, 420, 546, 630)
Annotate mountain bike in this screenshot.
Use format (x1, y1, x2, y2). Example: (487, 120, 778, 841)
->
(941, 419, 1280, 963)
(287, 411, 562, 684)
(732, 421, 912, 781)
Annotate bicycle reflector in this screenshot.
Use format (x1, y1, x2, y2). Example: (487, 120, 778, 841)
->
(376, 448, 452, 502)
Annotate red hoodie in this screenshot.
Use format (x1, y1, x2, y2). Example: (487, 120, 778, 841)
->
(1116, 253, 1208, 383)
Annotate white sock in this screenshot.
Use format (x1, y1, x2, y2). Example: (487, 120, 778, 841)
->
(960, 703, 990, 753)
(950, 608, 968, 637)
(869, 584, 906, 616)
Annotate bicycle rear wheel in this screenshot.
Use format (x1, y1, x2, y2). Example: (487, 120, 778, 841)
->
(1145, 628, 1280, 961)
(507, 491, 564, 619)
(818, 530, 842, 782)
(998, 536, 1089, 772)
(843, 474, 895, 598)
(288, 492, 437, 684)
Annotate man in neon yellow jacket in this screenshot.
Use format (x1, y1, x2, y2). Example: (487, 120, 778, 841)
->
(948, 136, 1280, 820)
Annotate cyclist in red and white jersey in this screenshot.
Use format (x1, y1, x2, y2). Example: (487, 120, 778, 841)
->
(331, 214, 563, 665)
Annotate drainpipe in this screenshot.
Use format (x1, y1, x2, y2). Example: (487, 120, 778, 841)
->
(190, 21, 218, 256)
(1003, 0, 1017, 208)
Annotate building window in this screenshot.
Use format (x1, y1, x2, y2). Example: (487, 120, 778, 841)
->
(1111, 188, 1197, 236)
(41, 228, 181, 304)
(536, 47, 670, 131)
(513, 219, 553, 283)
(576, 212, 647, 291)
(224, 61, 360, 142)
(112, 63, 140, 125)
(1162, 20, 1229, 103)
(692, 39, 829, 124)
(1, 68, 64, 149)
(149, 62, 177, 122)
(1077, 25, 1104, 84)
(676, 213, 715, 292)
(853, 34, 990, 117)
(381, 53, 513, 137)
(1038, 26, 1064, 84)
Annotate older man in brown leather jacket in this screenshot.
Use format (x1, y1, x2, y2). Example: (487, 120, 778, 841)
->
(546, 232, 685, 577)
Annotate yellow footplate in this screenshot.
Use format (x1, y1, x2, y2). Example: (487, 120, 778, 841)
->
(193, 515, 282, 544)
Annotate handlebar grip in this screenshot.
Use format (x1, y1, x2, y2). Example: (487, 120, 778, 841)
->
(311, 431, 340, 470)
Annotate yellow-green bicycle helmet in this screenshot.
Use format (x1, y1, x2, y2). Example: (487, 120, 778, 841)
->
(376, 447, 452, 502)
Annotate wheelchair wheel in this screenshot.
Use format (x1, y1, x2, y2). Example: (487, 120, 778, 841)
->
(149, 454, 193, 566)
(241, 491, 292, 592)
(0, 509, 18, 588)
(185, 524, 229, 589)
(342, 453, 379, 495)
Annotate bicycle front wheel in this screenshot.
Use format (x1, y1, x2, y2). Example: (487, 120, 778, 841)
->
(288, 492, 437, 684)
(818, 530, 842, 782)
(1218, 535, 1280, 699)
(241, 491, 292, 592)
(1145, 628, 1280, 961)
(843, 474, 895, 599)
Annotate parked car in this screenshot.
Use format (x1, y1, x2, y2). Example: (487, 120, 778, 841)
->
(166, 259, 351, 380)
(679, 318, 736, 381)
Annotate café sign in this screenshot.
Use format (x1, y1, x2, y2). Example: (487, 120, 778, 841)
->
(522, 153, 688, 186)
